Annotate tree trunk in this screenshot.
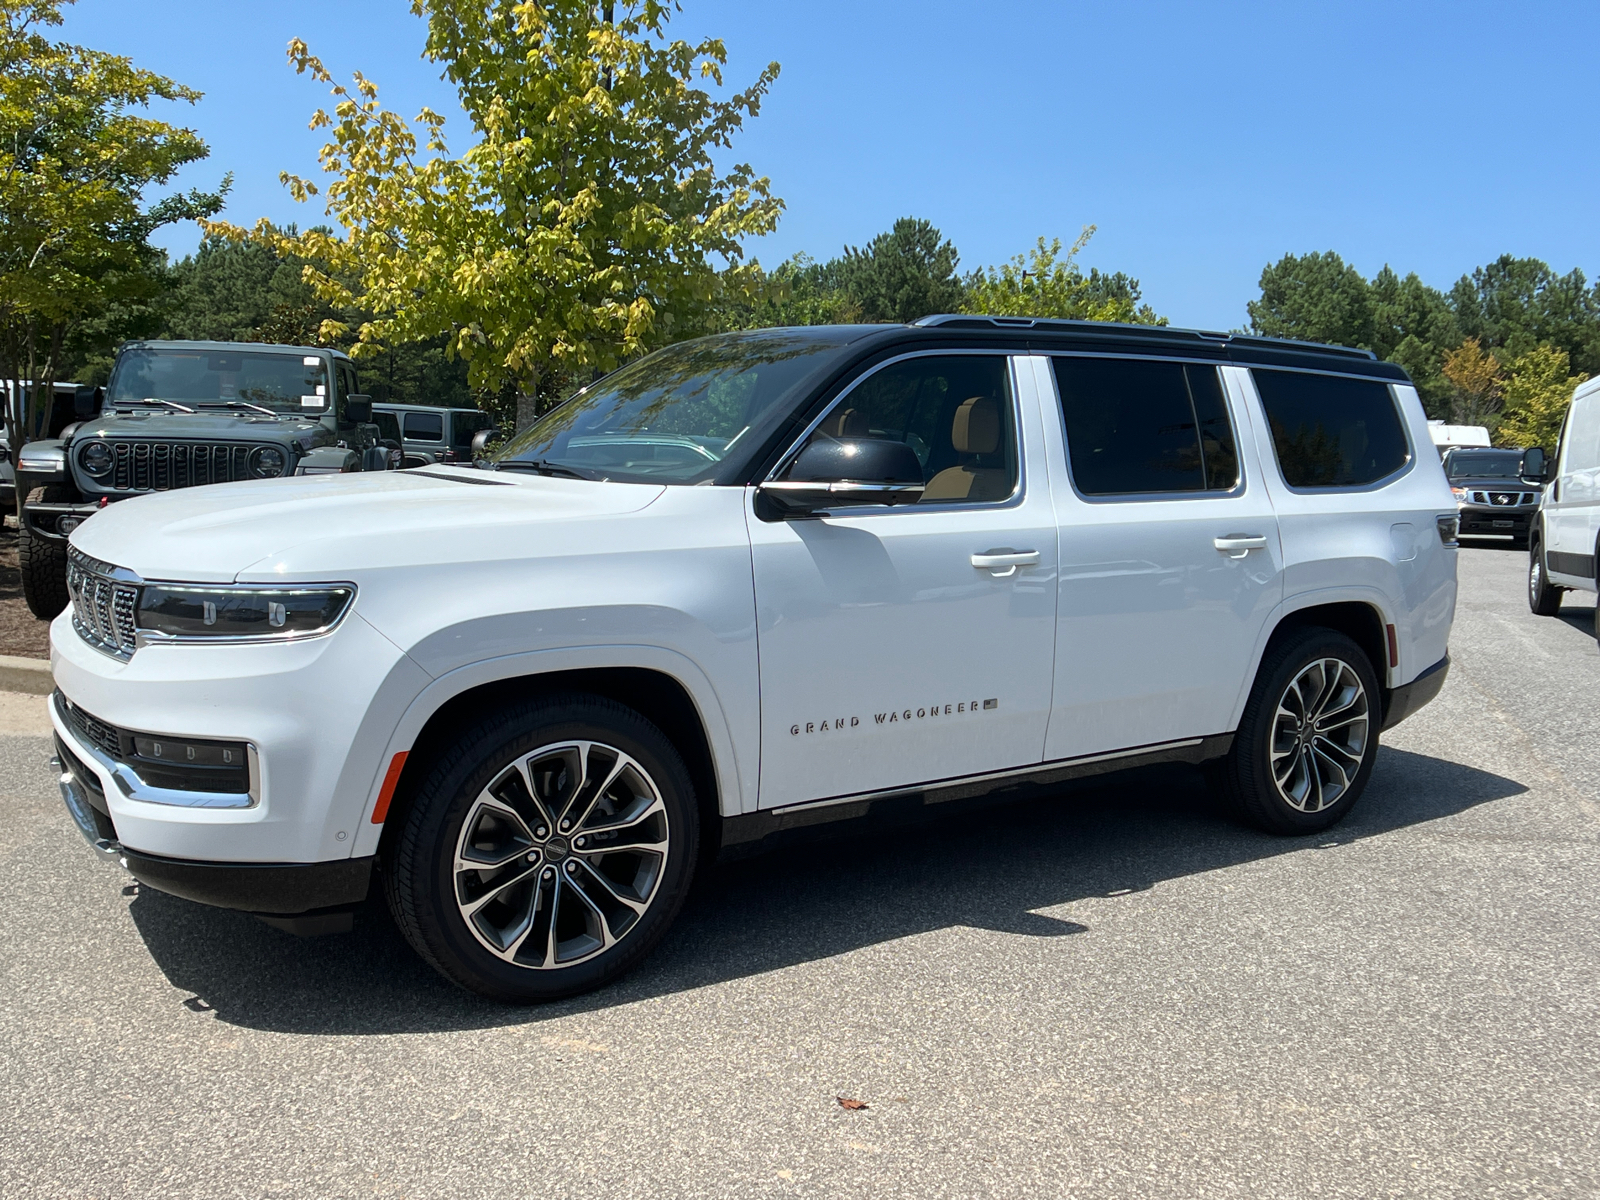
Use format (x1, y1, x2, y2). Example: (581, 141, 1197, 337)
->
(514, 364, 541, 433)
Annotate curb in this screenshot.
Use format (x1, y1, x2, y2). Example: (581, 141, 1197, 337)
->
(0, 655, 53, 696)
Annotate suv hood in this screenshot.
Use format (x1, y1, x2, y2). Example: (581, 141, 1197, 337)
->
(73, 410, 325, 441)
(1451, 475, 1541, 492)
(69, 468, 666, 583)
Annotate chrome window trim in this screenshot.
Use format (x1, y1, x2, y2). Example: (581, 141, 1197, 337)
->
(52, 692, 260, 810)
(761, 348, 1028, 516)
(1040, 353, 1248, 505)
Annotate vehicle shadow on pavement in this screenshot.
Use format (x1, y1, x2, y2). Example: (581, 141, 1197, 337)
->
(126, 746, 1525, 1034)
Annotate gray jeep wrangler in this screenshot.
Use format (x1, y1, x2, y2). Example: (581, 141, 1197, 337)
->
(16, 339, 393, 619)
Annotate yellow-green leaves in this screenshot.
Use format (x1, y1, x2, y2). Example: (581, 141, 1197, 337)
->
(963, 228, 1165, 325)
(229, 1, 782, 428)
(1497, 345, 1586, 451)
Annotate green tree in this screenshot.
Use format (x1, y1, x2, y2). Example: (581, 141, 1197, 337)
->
(1449, 255, 1600, 376)
(833, 216, 965, 323)
(219, 0, 783, 431)
(0, 0, 223, 467)
(963, 227, 1164, 324)
(1496, 344, 1585, 451)
(1247, 251, 1374, 350)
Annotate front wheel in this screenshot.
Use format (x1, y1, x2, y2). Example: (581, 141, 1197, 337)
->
(384, 694, 700, 1003)
(1222, 629, 1381, 835)
(18, 484, 73, 619)
(1528, 540, 1563, 616)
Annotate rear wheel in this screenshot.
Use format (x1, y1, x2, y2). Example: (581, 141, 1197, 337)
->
(384, 694, 699, 1003)
(1222, 629, 1380, 835)
(1528, 538, 1563, 616)
(18, 484, 72, 620)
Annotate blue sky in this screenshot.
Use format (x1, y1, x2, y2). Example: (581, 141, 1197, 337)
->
(61, 0, 1600, 331)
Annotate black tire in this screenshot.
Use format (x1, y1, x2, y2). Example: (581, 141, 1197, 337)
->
(1528, 537, 1563, 616)
(384, 693, 700, 1003)
(18, 484, 73, 620)
(1222, 629, 1381, 835)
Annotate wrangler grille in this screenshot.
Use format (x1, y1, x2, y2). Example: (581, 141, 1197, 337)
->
(100, 441, 263, 492)
(66, 548, 139, 659)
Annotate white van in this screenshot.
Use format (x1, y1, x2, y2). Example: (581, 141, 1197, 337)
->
(1528, 377, 1600, 622)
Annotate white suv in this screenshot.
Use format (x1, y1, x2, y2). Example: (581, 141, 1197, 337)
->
(48, 317, 1458, 1001)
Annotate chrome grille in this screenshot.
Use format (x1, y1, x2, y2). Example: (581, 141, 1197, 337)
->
(104, 442, 261, 492)
(66, 548, 140, 659)
(1469, 490, 1535, 506)
(58, 692, 123, 759)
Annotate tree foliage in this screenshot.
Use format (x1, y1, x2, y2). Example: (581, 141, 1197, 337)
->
(1496, 344, 1586, 452)
(214, 0, 784, 429)
(0, 0, 223, 463)
(831, 216, 964, 324)
(963, 226, 1164, 324)
(1440, 338, 1502, 427)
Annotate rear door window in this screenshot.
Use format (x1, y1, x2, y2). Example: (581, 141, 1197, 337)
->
(1053, 357, 1239, 496)
(403, 411, 444, 441)
(1252, 370, 1410, 488)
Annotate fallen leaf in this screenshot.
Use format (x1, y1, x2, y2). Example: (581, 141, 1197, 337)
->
(836, 1096, 868, 1111)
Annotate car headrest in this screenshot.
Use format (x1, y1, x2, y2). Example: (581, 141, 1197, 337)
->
(952, 396, 999, 455)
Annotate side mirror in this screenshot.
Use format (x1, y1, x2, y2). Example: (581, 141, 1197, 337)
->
(74, 388, 98, 418)
(470, 427, 499, 462)
(757, 437, 926, 518)
(344, 394, 372, 424)
(1521, 446, 1548, 483)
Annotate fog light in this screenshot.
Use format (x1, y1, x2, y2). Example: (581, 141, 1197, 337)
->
(56, 515, 84, 535)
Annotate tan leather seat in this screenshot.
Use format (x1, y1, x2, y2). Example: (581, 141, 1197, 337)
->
(922, 396, 1010, 502)
(819, 407, 869, 439)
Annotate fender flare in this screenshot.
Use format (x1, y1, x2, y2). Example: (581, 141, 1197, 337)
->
(349, 643, 747, 857)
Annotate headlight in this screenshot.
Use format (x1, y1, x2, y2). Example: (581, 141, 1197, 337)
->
(78, 440, 114, 477)
(1450, 486, 1467, 500)
(249, 446, 287, 478)
(135, 585, 354, 642)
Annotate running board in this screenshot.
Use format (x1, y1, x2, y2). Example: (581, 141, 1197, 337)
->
(720, 734, 1233, 852)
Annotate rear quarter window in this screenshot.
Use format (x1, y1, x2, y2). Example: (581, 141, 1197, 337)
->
(403, 411, 445, 441)
(1252, 370, 1410, 489)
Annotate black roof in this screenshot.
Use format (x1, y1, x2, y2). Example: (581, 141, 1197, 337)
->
(885, 315, 1410, 383)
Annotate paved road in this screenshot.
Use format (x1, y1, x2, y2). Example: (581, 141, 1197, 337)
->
(2, 549, 1597, 1199)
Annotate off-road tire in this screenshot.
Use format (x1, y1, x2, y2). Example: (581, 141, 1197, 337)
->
(384, 693, 700, 1003)
(1528, 536, 1563, 616)
(1222, 629, 1381, 835)
(18, 484, 73, 620)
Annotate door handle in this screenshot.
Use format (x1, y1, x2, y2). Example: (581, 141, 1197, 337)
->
(971, 549, 1040, 577)
(1213, 534, 1268, 559)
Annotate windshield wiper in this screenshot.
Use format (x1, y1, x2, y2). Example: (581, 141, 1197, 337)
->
(124, 397, 195, 413)
(200, 400, 279, 418)
(494, 458, 601, 481)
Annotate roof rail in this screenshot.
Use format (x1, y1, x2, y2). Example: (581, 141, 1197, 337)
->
(912, 314, 1378, 360)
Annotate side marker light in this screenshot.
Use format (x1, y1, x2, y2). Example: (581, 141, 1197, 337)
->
(370, 751, 409, 824)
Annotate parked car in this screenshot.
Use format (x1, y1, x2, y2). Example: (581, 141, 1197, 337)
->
(1528, 375, 1600, 629)
(15, 340, 394, 620)
(4, 381, 97, 508)
(1444, 446, 1542, 548)
(371, 402, 494, 467)
(48, 317, 1457, 1002)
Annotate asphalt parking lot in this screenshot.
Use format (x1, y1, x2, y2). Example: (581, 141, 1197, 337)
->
(2, 547, 1597, 1199)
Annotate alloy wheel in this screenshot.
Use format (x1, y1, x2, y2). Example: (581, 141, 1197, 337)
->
(1270, 657, 1370, 813)
(452, 740, 670, 969)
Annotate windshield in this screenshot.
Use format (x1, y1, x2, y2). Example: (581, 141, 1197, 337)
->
(1446, 450, 1524, 479)
(108, 348, 331, 416)
(493, 330, 865, 484)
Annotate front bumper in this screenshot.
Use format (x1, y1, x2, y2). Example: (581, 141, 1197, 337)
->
(25, 496, 105, 540)
(54, 734, 372, 916)
(1457, 503, 1534, 541)
(50, 604, 430, 864)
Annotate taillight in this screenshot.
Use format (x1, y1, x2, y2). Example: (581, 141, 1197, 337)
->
(1437, 514, 1459, 546)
